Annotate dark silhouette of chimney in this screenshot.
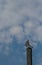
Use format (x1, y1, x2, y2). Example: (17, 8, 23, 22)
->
(25, 40, 32, 65)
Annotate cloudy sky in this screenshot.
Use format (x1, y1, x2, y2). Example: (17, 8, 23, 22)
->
(0, 0, 42, 65)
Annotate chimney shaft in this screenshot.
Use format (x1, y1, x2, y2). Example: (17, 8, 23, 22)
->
(25, 40, 32, 65)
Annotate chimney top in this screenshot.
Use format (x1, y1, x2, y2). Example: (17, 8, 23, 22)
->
(25, 40, 32, 48)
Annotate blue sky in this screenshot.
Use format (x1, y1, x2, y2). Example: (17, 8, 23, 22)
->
(0, 0, 42, 65)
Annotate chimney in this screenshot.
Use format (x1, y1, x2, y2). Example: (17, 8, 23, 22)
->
(25, 40, 32, 65)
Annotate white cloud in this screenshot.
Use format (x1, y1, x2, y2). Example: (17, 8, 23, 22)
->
(35, 26, 42, 41)
(24, 21, 35, 35)
(0, 0, 42, 55)
(10, 26, 24, 43)
(0, 31, 12, 44)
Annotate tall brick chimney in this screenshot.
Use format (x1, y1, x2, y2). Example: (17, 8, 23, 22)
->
(25, 40, 32, 65)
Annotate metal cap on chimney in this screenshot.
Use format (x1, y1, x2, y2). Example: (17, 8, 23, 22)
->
(25, 40, 33, 48)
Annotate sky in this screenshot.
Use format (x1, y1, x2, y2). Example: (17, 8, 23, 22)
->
(0, 0, 42, 65)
